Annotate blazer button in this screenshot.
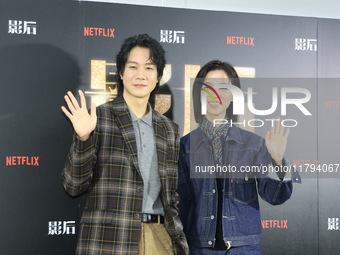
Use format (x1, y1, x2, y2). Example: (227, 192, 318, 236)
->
(136, 186, 143, 193)
(134, 213, 140, 220)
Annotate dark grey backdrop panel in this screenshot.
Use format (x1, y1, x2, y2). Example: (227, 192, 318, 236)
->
(317, 19, 340, 255)
(0, 0, 81, 254)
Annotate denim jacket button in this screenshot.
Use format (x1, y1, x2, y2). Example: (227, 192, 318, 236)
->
(208, 241, 213, 245)
(212, 189, 216, 193)
(211, 215, 215, 220)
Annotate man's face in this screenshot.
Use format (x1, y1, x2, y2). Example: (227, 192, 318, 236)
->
(120, 46, 158, 102)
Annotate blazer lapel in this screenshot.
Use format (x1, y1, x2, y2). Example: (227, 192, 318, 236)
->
(152, 112, 168, 185)
(111, 97, 140, 173)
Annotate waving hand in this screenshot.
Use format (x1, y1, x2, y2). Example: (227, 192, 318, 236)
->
(265, 119, 290, 165)
(61, 90, 97, 141)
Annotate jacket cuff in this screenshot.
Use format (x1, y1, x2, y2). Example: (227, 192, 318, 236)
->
(267, 158, 292, 181)
(73, 132, 95, 152)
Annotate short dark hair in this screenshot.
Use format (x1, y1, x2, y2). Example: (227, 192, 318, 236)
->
(116, 34, 166, 104)
(193, 60, 241, 123)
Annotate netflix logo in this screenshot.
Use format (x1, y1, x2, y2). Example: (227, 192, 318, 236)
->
(262, 220, 288, 229)
(324, 101, 340, 109)
(6, 156, 40, 166)
(226, 36, 254, 46)
(84, 27, 115, 38)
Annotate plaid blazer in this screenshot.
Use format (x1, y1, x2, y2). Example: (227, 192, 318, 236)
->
(62, 96, 188, 255)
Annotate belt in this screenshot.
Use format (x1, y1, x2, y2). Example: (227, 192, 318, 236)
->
(141, 213, 164, 224)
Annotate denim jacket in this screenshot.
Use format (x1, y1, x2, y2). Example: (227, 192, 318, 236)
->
(178, 125, 301, 249)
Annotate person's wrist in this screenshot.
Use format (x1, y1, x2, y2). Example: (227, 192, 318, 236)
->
(77, 134, 90, 141)
(272, 156, 283, 166)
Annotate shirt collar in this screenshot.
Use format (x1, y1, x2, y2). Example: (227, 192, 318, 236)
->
(129, 103, 153, 127)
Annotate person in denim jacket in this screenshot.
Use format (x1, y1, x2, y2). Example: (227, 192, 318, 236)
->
(178, 60, 300, 255)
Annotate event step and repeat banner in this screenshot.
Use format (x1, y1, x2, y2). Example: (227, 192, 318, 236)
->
(1, 0, 340, 254)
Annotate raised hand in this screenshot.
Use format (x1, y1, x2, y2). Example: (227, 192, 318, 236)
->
(61, 90, 97, 141)
(265, 118, 290, 165)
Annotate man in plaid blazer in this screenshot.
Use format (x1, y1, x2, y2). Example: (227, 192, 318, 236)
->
(62, 34, 188, 255)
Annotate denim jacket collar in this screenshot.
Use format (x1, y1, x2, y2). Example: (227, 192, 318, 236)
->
(190, 125, 244, 150)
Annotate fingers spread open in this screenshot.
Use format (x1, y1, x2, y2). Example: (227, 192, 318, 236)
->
(64, 94, 76, 114)
(79, 90, 86, 109)
(90, 102, 97, 118)
(61, 106, 73, 120)
(284, 127, 290, 138)
(274, 118, 281, 134)
(67, 91, 80, 110)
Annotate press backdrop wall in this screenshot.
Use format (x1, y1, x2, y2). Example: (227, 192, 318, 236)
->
(1, 0, 340, 254)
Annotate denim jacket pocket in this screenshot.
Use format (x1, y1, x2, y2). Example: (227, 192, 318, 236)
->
(232, 177, 257, 205)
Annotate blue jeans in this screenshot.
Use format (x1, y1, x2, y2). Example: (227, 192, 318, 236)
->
(189, 244, 262, 255)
